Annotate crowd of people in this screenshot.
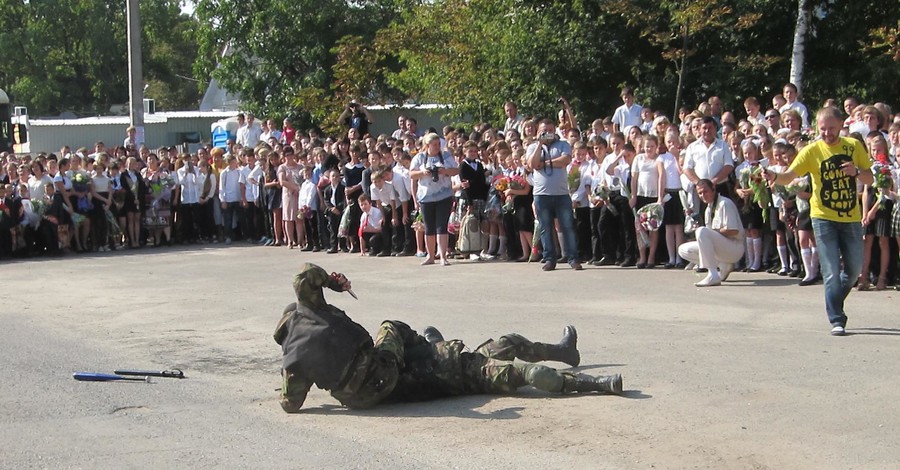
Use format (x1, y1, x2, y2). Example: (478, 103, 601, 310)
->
(1, 89, 898, 301)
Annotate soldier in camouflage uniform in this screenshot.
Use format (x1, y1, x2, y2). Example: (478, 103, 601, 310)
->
(274, 263, 623, 413)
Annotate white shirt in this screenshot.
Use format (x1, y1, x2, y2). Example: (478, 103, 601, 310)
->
(612, 103, 643, 130)
(236, 123, 263, 148)
(298, 180, 318, 211)
(658, 152, 682, 190)
(600, 153, 623, 191)
(706, 195, 745, 242)
(632, 154, 661, 198)
(567, 161, 592, 206)
(198, 172, 217, 200)
(779, 101, 810, 129)
(747, 111, 768, 128)
(28, 174, 53, 200)
(684, 138, 734, 181)
(504, 115, 525, 135)
(391, 166, 411, 201)
(360, 206, 383, 231)
(92, 172, 111, 193)
(370, 181, 396, 206)
(218, 167, 245, 203)
(177, 165, 201, 204)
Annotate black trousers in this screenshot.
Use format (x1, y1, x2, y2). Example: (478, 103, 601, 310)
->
(178, 203, 199, 242)
(362, 231, 384, 254)
(574, 206, 591, 261)
(197, 201, 216, 240)
(326, 209, 342, 250)
(379, 205, 395, 255)
(239, 203, 258, 240)
(609, 193, 636, 262)
(303, 210, 321, 248)
(589, 206, 603, 260)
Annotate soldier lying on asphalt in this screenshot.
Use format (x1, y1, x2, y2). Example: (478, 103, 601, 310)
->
(274, 263, 624, 412)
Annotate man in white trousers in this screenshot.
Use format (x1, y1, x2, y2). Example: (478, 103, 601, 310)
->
(678, 179, 745, 287)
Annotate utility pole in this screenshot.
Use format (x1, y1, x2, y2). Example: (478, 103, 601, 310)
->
(126, 0, 144, 146)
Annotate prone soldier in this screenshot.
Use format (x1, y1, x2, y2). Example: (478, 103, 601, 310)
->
(273, 263, 623, 413)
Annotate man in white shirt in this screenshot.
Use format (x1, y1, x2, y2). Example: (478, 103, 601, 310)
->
(357, 194, 384, 255)
(678, 179, 745, 287)
(218, 156, 246, 244)
(682, 116, 735, 213)
(391, 115, 408, 140)
(237, 113, 263, 148)
(176, 155, 201, 243)
(779, 83, 809, 129)
(392, 151, 415, 255)
(611, 87, 642, 133)
(503, 102, 525, 135)
(238, 148, 263, 243)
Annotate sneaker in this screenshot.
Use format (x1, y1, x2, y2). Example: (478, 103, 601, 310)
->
(542, 261, 557, 271)
(718, 262, 734, 282)
(830, 325, 846, 336)
(225, 237, 232, 245)
(415, 251, 427, 258)
(469, 254, 481, 261)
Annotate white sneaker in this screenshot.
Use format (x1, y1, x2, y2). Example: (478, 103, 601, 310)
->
(830, 325, 846, 336)
(469, 254, 481, 261)
(684, 262, 696, 271)
(718, 262, 734, 282)
(695, 274, 722, 287)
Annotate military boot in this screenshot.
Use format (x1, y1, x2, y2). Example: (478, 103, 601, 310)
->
(280, 369, 309, 413)
(541, 325, 580, 367)
(565, 373, 623, 395)
(423, 326, 445, 344)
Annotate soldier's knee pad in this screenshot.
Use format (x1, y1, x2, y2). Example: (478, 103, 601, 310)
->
(523, 364, 564, 393)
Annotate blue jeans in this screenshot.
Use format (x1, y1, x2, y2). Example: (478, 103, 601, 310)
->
(811, 218, 864, 327)
(534, 194, 578, 264)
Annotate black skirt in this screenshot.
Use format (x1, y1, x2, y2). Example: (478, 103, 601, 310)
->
(741, 203, 765, 230)
(662, 190, 685, 225)
(265, 187, 282, 211)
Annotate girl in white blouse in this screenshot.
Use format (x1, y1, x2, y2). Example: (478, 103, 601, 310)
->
(629, 135, 665, 268)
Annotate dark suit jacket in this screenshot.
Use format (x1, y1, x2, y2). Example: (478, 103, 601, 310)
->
(323, 183, 346, 213)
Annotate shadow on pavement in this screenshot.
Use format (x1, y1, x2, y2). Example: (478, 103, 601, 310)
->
(726, 278, 804, 287)
(302, 396, 526, 419)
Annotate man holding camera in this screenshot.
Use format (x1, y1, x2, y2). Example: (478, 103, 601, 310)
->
(339, 101, 374, 139)
(527, 119, 583, 271)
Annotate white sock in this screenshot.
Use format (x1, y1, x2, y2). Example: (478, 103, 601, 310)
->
(557, 231, 566, 255)
(752, 238, 763, 270)
(801, 248, 813, 281)
(777, 245, 789, 270)
(498, 236, 507, 256)
(745, 238, 754, 268)
(488, 234, 498, 254)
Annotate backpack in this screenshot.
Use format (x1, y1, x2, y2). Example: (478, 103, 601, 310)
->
(456, 212, 483, 253)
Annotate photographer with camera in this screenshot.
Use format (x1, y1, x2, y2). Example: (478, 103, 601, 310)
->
(339, 101, 374, 139)
(527, 118, 583, 271)
(410, 133, 459, 266)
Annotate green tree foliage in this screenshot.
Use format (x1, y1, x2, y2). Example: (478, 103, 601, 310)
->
(194, 0, 401, 130)
(0, 0, 199, 116)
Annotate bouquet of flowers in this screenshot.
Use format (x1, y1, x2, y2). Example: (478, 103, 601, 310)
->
(297, 205, 314, 220)
(501, 175, 528, 213)
(411, 210, 424, 231)
(72, 171, 92, 193)
(636, 202, 663, 232)
(783, 177, 809, 196)
(748, 166, 771, 223)
(872, 154, 893, 209)
(492, 175, 510, 192)
(738, 166, 752, 189)
(591, 184, 618, 215)
(105, 208, 122, 236)
(567, 165, 582, 193)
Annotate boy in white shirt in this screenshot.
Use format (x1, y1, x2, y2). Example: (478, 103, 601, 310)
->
(357, 194, 383, 256)
(369, 167, 398, 256)
(297, 165, 321, 251)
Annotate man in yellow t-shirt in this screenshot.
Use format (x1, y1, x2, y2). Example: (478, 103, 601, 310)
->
(766, 107, 874, 336)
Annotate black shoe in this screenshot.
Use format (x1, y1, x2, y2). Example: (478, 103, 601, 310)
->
(301, 245, 314, 252)
(423, 326, 444, 344)
(695, 268, 708, 273)
(326, 248, 338, 254)
(789, 269, 802, 278)
(664, 263, 675, 269)
(619, 260, 636, 268)
(569, 261, 584, 271)
(542, 262, 557, 271)
(376, 252, 390, 257)
(312, 246, 321, 252)
(674, 261, 687, 269)
(566, 373, 623, 395)
(550, 325, 580, 367)
(596, 257, 617, 266)
(636, 263, 647, 269)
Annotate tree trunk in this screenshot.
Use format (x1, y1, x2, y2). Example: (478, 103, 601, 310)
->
(789, 0, 811, 94)
(673, 25, 689, 122)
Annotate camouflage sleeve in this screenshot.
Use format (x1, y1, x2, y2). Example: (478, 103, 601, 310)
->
(273, 302, 297, 345)
(292, 263, 342, 307)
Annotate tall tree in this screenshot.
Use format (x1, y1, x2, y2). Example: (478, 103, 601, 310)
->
(0, 0, 200, 115)
(789, 0, 812, 94)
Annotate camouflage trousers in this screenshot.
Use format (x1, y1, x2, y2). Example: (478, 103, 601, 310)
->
(377, 321, 580, 402)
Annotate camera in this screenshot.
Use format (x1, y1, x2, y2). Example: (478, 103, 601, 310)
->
(538, 132, 556, 143)
(349, 102, 358, 110)
(426, 164, 441, 182)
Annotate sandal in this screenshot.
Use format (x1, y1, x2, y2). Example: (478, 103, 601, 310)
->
(876, 277, 888, 291)
(857, 278, 870, 291)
